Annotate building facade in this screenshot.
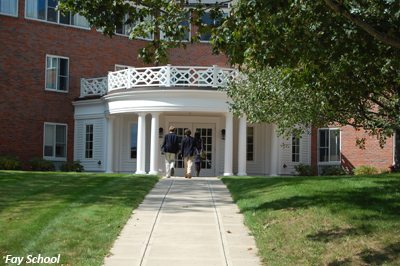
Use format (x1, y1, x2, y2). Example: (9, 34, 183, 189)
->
(0, 0, 394, 176)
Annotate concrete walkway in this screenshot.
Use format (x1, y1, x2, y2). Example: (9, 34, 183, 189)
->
(104, 177, 261, 266)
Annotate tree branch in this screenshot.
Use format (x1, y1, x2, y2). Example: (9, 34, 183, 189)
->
(324, 0, 400, 49)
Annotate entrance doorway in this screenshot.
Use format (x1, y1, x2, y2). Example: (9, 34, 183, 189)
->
(169, 122, 215, 177)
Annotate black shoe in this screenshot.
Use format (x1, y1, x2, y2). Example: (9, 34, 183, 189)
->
(171, 168, 175, 176)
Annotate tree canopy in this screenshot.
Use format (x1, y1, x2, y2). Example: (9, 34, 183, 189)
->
(60, 0, 400, 144)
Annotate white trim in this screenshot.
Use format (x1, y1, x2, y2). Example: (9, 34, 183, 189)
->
(0, 0, 18, 17)
(43, 122, 68, 161)
(45, 54, 70, 93)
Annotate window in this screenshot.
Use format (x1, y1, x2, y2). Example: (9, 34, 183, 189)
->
(160, 14, 190, 42)
(0, 0, 18, 16)
(116, 14, 153, 40)
(130, 123, 138, 159)
(318, 128, 340, 162)
(45, 55, 69, 92)
(199, 11, 227, 42)
(247, 127, 254, 161)
(85, 124, 93, 159)
(25, 0, 89, 28)
(115, 64, 134, 71)
(292, 134, 300, 162)
(44, 123, 67, 160)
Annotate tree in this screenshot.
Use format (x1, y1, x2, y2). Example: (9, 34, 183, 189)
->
(60, 0, 400, 154)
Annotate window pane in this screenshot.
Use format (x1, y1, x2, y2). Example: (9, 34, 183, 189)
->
(85, 124, 93, 159)
(56, 125, 66, 143)
(200, 12, 212, 41)
(37, 0, 45, 19)
(72, 13, 89, 28)
(26, 0, 38, 18)
(0, 0, 17, 16)
(292, 134, 300, 162)
(44, 124, 54, 157)
(59, 11, 71, 25)
(46, 57, 57, 89)
(247, 127, 254, 161)
(329, 130, 340, 161)
(55, 125, 66, 158)
(131, 124, 138, 159)
(47, 0, 58, 22)
(59, 58, 68, 76)
(26, 0, 41, 18)
(319, 129, 328, 148)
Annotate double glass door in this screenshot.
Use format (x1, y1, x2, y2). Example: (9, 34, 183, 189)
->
(170, 123, 215, 177)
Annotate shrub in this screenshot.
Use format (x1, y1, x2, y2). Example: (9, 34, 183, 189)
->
(60, 161, 84, 172)
(354, 165, 379, 175)
(0, 155, 21, 170)
(29, 158, 55, 171)
(320, 165, 348, 176)
(294, 164, 315, 176)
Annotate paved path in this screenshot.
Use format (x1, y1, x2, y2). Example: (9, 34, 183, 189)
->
(104, 177, 261, 266)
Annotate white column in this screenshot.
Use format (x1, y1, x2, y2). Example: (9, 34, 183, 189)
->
(135, 112, 147, 174)
(223, 112, 234, 176)
(105, 116, 114, 173)
(270, 124, 279, 176)
(237, 115, 247, 176)
(149, 112, 160, 175)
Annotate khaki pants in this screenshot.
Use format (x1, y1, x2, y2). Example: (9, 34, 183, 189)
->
(164, 152, 176, 177)
(184, 156, 194, 177)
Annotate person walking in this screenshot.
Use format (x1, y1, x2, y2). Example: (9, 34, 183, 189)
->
(181, 129, 196, 179)
(161, 126, 180, 178)
(194, 132, 204, 177)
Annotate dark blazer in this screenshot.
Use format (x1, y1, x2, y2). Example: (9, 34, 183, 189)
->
(181, 135, 196, 157)
(161, 132, 180, 153)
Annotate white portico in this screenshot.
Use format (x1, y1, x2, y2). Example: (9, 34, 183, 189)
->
(74, 65, 311, 176)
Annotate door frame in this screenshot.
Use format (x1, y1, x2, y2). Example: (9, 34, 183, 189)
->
(164, 115, 222, 177)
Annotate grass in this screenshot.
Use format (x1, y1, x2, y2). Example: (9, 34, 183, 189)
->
(0, 171, 159, 266)
(222, 174, 400, 266)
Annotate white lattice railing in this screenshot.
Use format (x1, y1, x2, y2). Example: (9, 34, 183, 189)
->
(80, 65, 238, 97)
(80, 77, 108, 97)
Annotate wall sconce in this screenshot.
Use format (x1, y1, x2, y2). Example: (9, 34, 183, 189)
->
(159, 127, 164, 138)
(283, 164, 287, 169)
(98, 160, 102, 166)
(221, 129, 226, 140)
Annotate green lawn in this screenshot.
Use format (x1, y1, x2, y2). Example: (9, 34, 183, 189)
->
(0, 171, 158, 266)
(222, 174, 400, 266)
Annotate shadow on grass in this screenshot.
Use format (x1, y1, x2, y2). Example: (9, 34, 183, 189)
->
(358, 242, 400, 265)
(0, 171, 159, 213)
(307, 227, 364, 243)
(327, 242, 400, 266)
(222, 174, 400, 225)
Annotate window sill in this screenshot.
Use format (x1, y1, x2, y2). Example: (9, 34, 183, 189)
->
(43, 157, 67, 162)
(45, 88, 69, 94)
(25, 17, 91, 31)
(0, 12, 18, 18)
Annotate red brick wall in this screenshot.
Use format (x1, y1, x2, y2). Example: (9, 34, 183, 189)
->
(311, 126, 394, 173)
(340, 126, 393, 171)
(0, 0, 228, 166)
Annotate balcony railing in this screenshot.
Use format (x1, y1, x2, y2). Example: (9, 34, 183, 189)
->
(80, 77, 108, 97)
(80, 65, 238, 98)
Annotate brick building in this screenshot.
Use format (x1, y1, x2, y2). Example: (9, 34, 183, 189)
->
(0, 0, 394, 175)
